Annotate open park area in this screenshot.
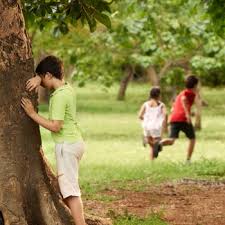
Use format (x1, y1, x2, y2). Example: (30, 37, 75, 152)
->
(40, 84, 225, 224)
(1, 1, 225, 224)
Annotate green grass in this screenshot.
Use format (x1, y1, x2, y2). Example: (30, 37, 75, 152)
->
(113, 214, 167, 225)
(40, 83, 225, 222)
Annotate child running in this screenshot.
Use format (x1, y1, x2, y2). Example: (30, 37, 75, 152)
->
(21, 56, 86, 225)
(153, 75, 199, 163)
(138, 87, 166, 160)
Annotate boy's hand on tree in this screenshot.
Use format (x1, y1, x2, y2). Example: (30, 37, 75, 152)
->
(21, 98, 36, 116)
(26, 75, 41, 92)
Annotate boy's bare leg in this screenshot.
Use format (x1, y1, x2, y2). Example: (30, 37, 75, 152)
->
(187, 138, 195, 161)
(65, 196, 86, 225)
(160, 138, 175, 146)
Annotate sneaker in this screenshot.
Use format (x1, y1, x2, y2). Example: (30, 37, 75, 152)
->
(158, 143, 162, 152)
(153, 142, 159, 158)
(153, 142, 162, 158)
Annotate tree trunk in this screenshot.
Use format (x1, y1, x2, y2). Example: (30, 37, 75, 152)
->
(145, 66, 159, 86)
(158, 61, 172, 80)
(0, 1, 111, 225)
(117, 64, 134, 100)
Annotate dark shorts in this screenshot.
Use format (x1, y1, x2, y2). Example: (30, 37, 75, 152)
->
(169, 122, 195, 139)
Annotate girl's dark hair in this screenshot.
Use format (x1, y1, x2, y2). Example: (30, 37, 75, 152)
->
(149, 86, 161, 99)
(185, 75, 199, 89)
(35, 55, 64, 80)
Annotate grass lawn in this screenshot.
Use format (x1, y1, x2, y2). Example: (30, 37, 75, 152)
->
(39, 83, 225, 224)
(113, 214, 167, 225)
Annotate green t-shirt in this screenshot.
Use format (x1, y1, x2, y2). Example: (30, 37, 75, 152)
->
(49, 83, 83, 143)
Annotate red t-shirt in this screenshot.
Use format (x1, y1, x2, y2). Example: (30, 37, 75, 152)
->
(169, 89, 196, 123)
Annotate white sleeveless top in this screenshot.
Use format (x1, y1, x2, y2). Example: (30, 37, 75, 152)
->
(142, 101, 165, 131)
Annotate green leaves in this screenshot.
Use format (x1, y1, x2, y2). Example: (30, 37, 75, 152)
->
(204, 0, 225, 37)
(80, 2, 111, 32)
(53, 23, 69, 37)
(31, 0, 225, 89)
(94, 11, 111, 29)
(22, 0, 112, 34)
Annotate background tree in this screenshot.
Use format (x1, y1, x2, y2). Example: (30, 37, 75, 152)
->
(30, 0, 224, 132)
(31, 0, 225, 101)
(204, 0, 225, 37)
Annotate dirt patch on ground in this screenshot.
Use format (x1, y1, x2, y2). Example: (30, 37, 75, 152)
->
(84, 179, 225, 225)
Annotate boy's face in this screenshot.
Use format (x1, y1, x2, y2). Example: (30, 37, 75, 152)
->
(41, 73, 53, 89)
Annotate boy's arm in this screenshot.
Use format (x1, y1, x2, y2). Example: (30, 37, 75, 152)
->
(138, 104, 146, 120)
(26, 75, 42, 91)
(21, 98, 63, 132)
(181, 96, 191, 123)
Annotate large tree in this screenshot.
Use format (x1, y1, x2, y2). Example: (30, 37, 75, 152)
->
(0, 0, 111, 224)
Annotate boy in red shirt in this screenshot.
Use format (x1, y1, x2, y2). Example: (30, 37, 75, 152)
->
(153, 75, 199, 163)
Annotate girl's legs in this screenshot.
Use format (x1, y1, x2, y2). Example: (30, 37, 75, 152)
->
(143, 135, 148, 147)
(147, 136, 154, 160)
(148, 137, 161, 160)
(64, 196, 86, 225)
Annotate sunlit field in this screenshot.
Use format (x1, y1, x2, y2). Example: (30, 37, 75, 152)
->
(39, 83, 225, 224)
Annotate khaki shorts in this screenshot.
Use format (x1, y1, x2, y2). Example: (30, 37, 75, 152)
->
(55, 141, 85, 199)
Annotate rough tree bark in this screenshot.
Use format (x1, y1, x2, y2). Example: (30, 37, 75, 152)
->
(117, 64, 134, 100)
(0, 1, 111, 225)
(145, 66, 159, 86)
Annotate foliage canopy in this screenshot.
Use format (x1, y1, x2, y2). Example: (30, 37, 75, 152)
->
(22, 0, 112, 33)
(28, 0, 225, 88)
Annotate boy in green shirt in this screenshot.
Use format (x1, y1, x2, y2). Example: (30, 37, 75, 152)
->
(21, 56, 86, 225)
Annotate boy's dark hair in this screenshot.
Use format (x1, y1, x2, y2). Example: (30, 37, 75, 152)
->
(185, 75, 199, 89)
(149, 86, 161, 99)
(35, 55, 64, 80)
